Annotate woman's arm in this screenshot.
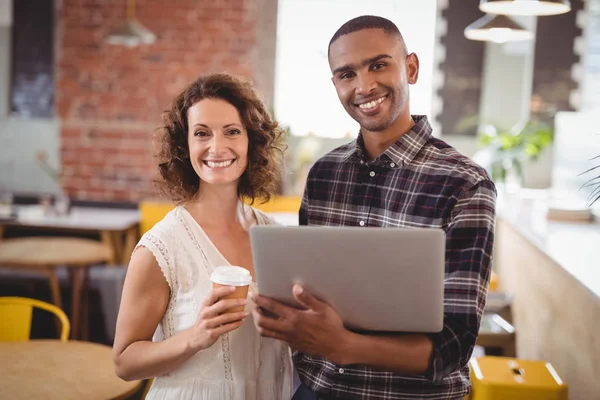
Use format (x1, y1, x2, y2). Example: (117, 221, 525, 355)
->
(112, 247, 248, 381)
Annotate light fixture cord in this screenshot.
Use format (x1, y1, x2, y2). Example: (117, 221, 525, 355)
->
(127, 0, 136, 21)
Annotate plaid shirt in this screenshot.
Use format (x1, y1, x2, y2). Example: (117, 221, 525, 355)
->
(296, 115, 496, 400)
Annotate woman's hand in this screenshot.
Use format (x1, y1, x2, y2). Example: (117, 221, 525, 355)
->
(187, 286, 248, 352)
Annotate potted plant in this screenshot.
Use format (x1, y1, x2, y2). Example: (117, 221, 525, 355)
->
(473, 119, 554, 188)
(36, 151, 71, 215)
(580, 154, 600, 207)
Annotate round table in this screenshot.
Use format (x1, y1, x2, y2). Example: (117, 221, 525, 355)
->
(0, 340, 142, 399)
(0, 237, 112, 339)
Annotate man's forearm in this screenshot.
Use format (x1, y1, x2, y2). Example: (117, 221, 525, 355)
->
(331, 330, 434, 375)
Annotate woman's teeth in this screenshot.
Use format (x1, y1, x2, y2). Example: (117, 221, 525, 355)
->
(205, 160, 234, 168)
(359, 96, 386, 110)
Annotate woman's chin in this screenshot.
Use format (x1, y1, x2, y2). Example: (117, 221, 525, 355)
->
(199, 174, 242, 187)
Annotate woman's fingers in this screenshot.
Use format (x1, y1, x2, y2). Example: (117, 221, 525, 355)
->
(202, 286, 236, 308)
(202, 298, 248, 318)
(211, 319, 245, 337)
(204, 311, 248, 329)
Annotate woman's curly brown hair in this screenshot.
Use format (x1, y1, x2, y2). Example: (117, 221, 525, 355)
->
(156, 73, 286, 204)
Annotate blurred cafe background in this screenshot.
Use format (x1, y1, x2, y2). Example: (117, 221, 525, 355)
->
(0, 0, 599, 399)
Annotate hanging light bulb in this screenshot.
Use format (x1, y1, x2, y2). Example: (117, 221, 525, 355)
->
(479, 0, 571, 16)
(106, 0, 156, 48)
(465, 14, 534, 43)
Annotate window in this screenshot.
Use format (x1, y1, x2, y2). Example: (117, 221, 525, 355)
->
(274, 0, 438, 138)
(10, 0, 55, 118)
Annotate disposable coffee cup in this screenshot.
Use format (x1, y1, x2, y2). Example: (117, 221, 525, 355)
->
(210, 266, 252, 313)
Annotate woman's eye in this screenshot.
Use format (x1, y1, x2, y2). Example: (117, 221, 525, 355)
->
(227, 129, 241, 135)
(194, 131, 208, 137)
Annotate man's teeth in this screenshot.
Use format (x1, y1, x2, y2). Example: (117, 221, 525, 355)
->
(206, 160, 234, 168)
(359, 96, 386, 110)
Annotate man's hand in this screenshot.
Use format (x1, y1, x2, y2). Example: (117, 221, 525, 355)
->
(251, 284, 351, 363)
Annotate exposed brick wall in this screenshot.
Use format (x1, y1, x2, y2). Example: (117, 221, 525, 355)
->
(57, 0, 278, 202)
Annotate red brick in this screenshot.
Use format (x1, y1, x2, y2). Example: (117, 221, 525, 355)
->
(57, 0, 273, 202)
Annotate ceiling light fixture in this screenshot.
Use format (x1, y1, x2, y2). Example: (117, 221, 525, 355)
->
(479, 0, 571, 16)
(106, 0, 156, 48)
(465, 14, 534, 43)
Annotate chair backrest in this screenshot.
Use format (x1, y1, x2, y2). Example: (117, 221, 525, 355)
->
(251, 196, 302, 214)
(139, 201, 175, 236)
(0, 296, 70, 342)
(138, 197, 302, 235)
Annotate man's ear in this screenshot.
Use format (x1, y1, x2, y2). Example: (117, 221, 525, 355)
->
(406, 53, 420, 85)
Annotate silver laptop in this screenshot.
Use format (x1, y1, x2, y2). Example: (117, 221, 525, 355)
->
(250, 226, 445, 333)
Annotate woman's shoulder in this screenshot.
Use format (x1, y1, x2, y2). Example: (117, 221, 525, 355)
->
(140, 206, 186, 244)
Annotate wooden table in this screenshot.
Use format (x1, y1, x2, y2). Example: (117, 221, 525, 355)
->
(0, 340, 142, 400)
(0, 205, 140, 265)
(0, 237, 112, 339)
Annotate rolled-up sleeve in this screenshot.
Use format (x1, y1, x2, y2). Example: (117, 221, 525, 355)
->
(426, 179, 497, 382)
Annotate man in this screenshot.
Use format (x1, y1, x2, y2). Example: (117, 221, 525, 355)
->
(251, 15, 496, 400)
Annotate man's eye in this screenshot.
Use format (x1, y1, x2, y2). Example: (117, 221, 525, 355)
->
(371, 63, 385, 70)
(341, 72, 355, 80)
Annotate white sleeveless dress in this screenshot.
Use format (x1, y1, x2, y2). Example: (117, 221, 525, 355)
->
(135, 204, 293, 400)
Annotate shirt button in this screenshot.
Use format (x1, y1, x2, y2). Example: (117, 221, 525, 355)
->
(369, 171, 375, 177)
(359, 221, 365, 226)
(390, 163, 396, 168)
(360, 160, 364, 164)
(338, 368, 345, 374)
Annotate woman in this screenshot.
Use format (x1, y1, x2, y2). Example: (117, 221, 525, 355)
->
(112, 73, 292, 400)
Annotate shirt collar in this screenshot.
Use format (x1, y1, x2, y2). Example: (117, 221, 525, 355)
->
(342, 115, 433, 167)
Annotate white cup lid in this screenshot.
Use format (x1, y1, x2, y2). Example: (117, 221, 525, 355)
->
(210, 266, 252, 286)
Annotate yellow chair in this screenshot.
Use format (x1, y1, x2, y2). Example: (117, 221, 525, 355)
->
(139, 196, 302, 236)
(251, 196, 302, 214)
(0, 296, 70, 342)
(139, 201, 175, 235)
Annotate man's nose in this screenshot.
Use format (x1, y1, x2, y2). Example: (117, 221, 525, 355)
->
(355, 73, 376, 96)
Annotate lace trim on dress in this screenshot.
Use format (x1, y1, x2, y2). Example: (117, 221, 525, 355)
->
(135, 233, 179, 379)
(175, 207, 234, 382)
(136, 233, 177, 343)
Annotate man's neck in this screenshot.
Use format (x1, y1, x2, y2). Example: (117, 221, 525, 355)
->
(361, 114, 415, 161)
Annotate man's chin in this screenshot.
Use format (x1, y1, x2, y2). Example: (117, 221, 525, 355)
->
(356, 119, 391, 133)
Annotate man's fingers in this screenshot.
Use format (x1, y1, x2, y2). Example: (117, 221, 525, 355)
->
(250, 293, 293, 318)
(253, 307, 291, 332)
(255, 326, 286, 341)
(292, 285, 324, 311)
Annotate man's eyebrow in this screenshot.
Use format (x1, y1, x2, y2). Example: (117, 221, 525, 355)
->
(332, 54, 393, 76)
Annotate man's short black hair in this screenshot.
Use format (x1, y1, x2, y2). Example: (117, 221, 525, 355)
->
(328, 15, 407, 59)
